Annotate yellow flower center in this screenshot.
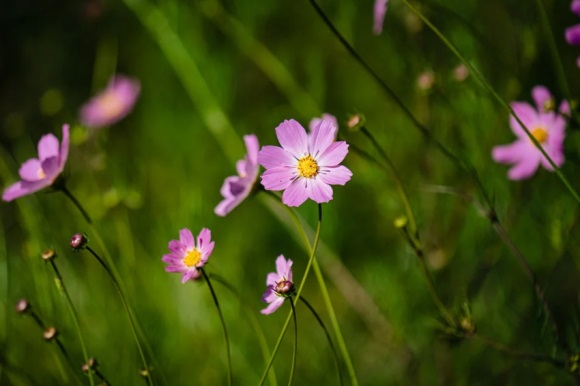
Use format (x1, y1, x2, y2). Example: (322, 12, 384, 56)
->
(531, 128, 548, 144)
(183, 248, 201, 267)
(297, 155, 319, 178)
(98, 91, 124, 118)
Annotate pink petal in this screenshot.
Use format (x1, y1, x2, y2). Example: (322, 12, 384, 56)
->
(566, 25, 580, 45)
(317, 141, 349, 167)
(40, 157, 60, 180)
(373, 0, 389, 35)
(179, 228, 195, 249)
(491, 141, 530, 164)
(261, 297, 285, 315)
(18, 159, 43, 181)
(573, 0, 580, 16)
(243, 134, 260, 165)
(262, 288, 278, 303)
(275, 120, 308, 159)
(531, 86, 552, 111)
(309, 114, 338, 133)
(509, 102, 539, 138)
(181, 269, 198, 283)
(306, 179, 333, 204)
(260, 168, 295, 191)
(58, 124, 70, 171)
(165, 265, 186, 273)
(266, 273, 279, 286)
(559, 100, 571, 117)
(200, 242, 214, 264)
(309, 119, 337, 157)
(540, 145, 565, 170)
(318, 165, 353, 185)
(2, 179, 51, 202)
(258, 146, 296, 169)
(37, 133, 59, 161)
(197, 228, 212, 250)
(275, 255, 292, 278)
(162, 253, 182, 264)
(282, 179, 309, 207)
(168, 240, 186, 256)
(507, 154, 541, 180)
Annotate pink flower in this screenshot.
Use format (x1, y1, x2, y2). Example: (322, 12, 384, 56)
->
(565, 0, 580, 67)
(258, 119, 352, 207)
(162, 228, 215, 283)
(80, 75, 141, 128)
(491, 86, 569, 180)
(373, 0, 389, 35)
(261, 255, 295, 315)
(215, 135, 260, 217)
(309, 113, 338, 133)
(2, 124, 70, 201)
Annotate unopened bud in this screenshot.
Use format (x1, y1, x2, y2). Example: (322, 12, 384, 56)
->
(417, 70, 434, 92)
(15, 299, 30, 314)
(70, 233, 89, 251)
(43, 327, 58, 341)
(82, 358, 98, 373)
(346, 113, 366, 132)
(394, 216, 408, 229)
(41, 249, 56, 262)
(274, 280, 296, 297)
(139, 368, 150, 378)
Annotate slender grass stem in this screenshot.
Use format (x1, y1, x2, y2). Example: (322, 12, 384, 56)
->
(59, 186, 92, 224)
(288, 298, 297, 386)
(300, 297, 343, 386)
(95, 368, 112, 385)
(200, 268, 232, 386)
(48, 259, 95, 386)
(259, 204, 323, 386)
(85, 246, 154, 386)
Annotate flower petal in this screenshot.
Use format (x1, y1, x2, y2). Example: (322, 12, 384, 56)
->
(275, 255, 292, 278)
(573, 0, 580, 16)
(179, 228, 195, 249)
(40, 157, 60, 180)
(261, 297, 285, 315)
(282, 179, 309, 207)
(507, 154, 541, 180)
(266, 273, 279, 286)
(317, 141, 349, 167)
(181, 269, 199, 283)
(509, 102, 539, 138)
(373, 0, 389, 35)
(197, 228, 212, 250)
(18, 158, 43, 181)
(566, 25, 580, 45)
(309, 114, 338, 133)
(260, 167, 296, 191)
(306, 178, 333, 204)
(531, 86, 552, 111)
(318, 165, 353, 186)
(37, 133, 60, 161)
(309, 119, 337, 157)
(2, 179, 51, 202)
(58, 124, 70, 171)
(492, 141, 530, 164)
(258, 146, 296, 169)
(262, 288, 278, 303)
(275, 119, 308, 159)
(168, 240, 186, 256)
(243, 134, 260, 165)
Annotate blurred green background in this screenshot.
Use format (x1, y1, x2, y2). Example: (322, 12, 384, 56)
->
(2, 0, 580, 384)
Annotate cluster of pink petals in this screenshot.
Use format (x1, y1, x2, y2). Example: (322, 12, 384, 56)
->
(162, 228, 215, 283)
(258, 119, 352, 207)
(491, 86, 569, 180)
(3, 124, 70, 201)
(261, 255, 294, 315)
(373, 0, 389, 35)
(215, 135, 260, 217)
(80, 75, 141, 128)
(566, 0, 580, 67)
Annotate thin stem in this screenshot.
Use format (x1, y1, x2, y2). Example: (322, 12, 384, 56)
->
(259, 204, 323, 386)
(300, 297, 343, 386)
(59, 186, 92, 224)
(49, 260, 95, 386)
(209, 273, 278, 386)
(200, 268, 232, 386)
(95, 368, 112, 385)
(288, 298, 297, 386)
(86, 246, 154, 386)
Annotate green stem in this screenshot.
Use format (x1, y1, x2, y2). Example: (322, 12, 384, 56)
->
(300, 297, 343, 386)
(399, 0, 580, 206)
(288, 298, 297, 386)
(259, 204, 323, 386)
(86, 246, 154, 386)
(49, 260, 96, 386)
(59, 186, 92, 224)
(200, 268, 232, 386)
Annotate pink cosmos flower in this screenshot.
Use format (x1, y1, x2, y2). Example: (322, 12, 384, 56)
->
(258, 119, 352, 207)
(80, 75, 141, 128)
(162, 228, 215, 283)
(215, 134, 260, 217)
(261, 255, 295, 315)
(565, 0, 580, 67)
(373, 0, 389, 35)
(2, 124, 70, 202)
(309, 113, 338, 133)
(491, 86, 569, 180)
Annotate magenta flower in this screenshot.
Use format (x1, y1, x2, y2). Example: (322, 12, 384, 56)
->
(215, 134, 260, 217)
(162, 228, 215, 283)
(261, 255, 295, 315)
(80, 75, 141, 128)
(491, 86, 569, 180)
(309, 113, 338, 133)
(258, 119, 352, 207)
(373, 0, 389, 35)
(2, 124, 70, 202)
(566, 0, 580, 67)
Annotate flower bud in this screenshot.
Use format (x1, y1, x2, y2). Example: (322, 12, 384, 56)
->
(15, 299, 30, 314)
(139, 368, 150, 378)
(43, 327, 58, 341)
(394, 215, 408, 229)
(82, 358, 98, 373)
(70, 233, 89, 251)
(41, 249, 56, 262)
(275, 280, 296, 297)
(346, 113, 366, 132)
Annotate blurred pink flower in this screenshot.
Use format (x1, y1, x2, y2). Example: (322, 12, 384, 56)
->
(258, 119, 352, 207)
(309, 113, 338, 133)
(80, 75, 140, 128)
(3, 124, 70, 201)
(215, 135, 260, 217)
(491, 86, 569, 180)
(373, 0, 389, 35)
(565, 0, 580, 67)
(261, 255, 295, 315)
(162, 228, 214, 283)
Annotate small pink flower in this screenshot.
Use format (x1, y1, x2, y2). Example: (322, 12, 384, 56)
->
(162, 228, 215, 283)
(491, 86, 569, 180)
(80, 75, 141, 128)
(261, 255, 295, 315)
(373, 0, 389, 35)
(309, 113, 338, 133)
(565, 0, 580, 67)
(215, 134, 260, 217)
(258, 119, 352, 207)
(2, 124, 70, 202)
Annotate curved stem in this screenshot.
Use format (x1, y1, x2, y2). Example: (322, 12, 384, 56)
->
(49, 260, 95, 386)
(86, 246, 154, 386)
(259, 204, 323, 386)
(200, 268, 232, 386)
(59, 186, 93, 224)
(300, 297, 343, 386)
(288, 298, 297, 386)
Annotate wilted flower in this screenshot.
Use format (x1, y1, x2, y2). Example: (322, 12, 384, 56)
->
(162, 228, 214, 283)
(261, 255, 295, 315)
(2, 124, 70, 202)
(215, 134, 260, 217)
(258, 119, 352, 207)
(80, 75, 140, 128)
(373, 0, 389, 35)
(565, 0, 580, 67)
(492, 86, 569, 180)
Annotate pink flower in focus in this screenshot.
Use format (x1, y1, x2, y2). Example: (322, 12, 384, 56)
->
(261, 255, 295, 315)
(491, 86, 569, 180)
(162, 228, 215, 283)
(215, 135, 260, 217)
(2, 124, 70, 201)
(80, 75, 141, 128)
(258, 119, 352, 207)
(565, 0, 580, 67)
(373, 0, 389, 35)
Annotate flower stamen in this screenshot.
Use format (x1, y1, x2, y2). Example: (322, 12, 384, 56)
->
(37, 168, 46, 179)
(183, 248, 201, 267)
(297, 155, 319, 178)
(531, 128, 548, 144)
